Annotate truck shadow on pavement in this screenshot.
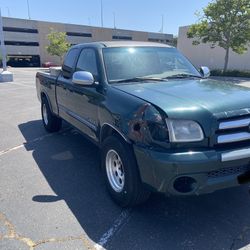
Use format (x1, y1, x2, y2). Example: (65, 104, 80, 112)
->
(19, 120, 250, 250)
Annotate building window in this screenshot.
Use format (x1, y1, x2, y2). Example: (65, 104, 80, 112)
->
(3, 27, 38, 33)
(112, 35, 132, 40)
(148, 38, 171, 44)
(4, 41, 39, 46)
(66, 32, 92, 37)
(148, 38, 161, 42)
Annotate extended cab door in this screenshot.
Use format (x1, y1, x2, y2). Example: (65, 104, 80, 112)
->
(57, 47, 102, 142)
(56, 48, 79, 121)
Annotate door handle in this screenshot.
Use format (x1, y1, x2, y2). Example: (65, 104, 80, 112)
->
(57, 82, 66, 89)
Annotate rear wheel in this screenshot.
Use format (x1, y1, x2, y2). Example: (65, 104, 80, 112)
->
(101, 136, 151, 207)
(41, 97, 62, 132)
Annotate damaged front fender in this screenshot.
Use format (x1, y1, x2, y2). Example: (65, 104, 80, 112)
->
(127, 103, 170, 149)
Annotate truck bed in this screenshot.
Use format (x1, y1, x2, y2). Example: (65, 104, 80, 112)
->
(36, 67, 62, 115)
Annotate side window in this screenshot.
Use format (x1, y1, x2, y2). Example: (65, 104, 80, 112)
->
(76, 49, 98, 79)
(62, 48, 78, 78)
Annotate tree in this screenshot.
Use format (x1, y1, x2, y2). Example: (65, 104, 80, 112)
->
(187, 0, 250, 72)
(46, 28, 70, 64)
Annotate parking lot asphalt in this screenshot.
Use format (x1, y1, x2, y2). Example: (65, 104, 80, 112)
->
(1, 68, 250, 250)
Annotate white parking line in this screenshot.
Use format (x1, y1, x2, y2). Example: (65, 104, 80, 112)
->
(94, 209, 132, 249)
(0, 128, 71, 157)
(0, 144, 25, 156)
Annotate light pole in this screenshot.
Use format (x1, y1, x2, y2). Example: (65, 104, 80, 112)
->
(27, 0, 31, 19)
(0, 8, 7, 71)
(101, 0, 103, 27)
(113, 12, 116, 29)
(6, 7, 10, 17)
(159, 15, 164, 33)
(0, 8, 13, 82)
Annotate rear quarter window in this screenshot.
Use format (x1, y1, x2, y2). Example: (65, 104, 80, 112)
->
(62, 48, 79, 78)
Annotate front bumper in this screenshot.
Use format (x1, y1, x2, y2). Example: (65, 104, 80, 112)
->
(133, 145, 250, 195)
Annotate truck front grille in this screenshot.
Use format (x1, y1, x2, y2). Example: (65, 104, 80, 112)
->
(217, 116, 250, 144)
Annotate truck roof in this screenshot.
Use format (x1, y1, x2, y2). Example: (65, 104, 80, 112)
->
(72, 41, 173, 49)
(100, 41, 172, 47)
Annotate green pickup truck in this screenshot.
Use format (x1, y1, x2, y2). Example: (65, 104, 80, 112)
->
(36, 41, 250, 207)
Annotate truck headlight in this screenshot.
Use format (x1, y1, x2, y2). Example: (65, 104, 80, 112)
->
(166, 119, 204, 142)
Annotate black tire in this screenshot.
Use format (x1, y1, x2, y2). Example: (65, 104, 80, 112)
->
(41, 97, 62, 133)
(101, 136, 151, 207)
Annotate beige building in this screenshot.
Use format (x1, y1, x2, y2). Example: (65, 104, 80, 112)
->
(3, 17, 173, 66)
(178, 26, 250, 71)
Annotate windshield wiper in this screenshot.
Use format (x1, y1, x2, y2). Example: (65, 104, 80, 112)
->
(111, 74, 202, 83)
(112, 77, 165, 83)
(163, 74, 202, 79)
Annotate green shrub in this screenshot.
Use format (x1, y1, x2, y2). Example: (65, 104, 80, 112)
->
(211, 70, 250, 78)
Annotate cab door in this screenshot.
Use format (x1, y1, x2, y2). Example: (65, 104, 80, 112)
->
(59, 48, 102, 142)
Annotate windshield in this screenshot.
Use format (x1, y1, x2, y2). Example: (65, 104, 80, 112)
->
(102, 47, 201, 83)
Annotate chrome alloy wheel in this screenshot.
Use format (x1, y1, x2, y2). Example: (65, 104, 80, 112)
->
(42, 103, 48, 126)
(106, 149, 125, 192)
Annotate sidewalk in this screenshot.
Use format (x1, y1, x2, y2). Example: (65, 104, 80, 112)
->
(211, 76, 250, 88)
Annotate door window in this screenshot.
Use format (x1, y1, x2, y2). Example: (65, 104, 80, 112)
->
(76, 49, 98, 79)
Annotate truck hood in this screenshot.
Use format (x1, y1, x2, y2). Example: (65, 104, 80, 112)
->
(113, 79, 250, 121)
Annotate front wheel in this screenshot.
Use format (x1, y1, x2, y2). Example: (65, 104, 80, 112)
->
(41, 97, 62, 132)
(101, 136, 150, 207)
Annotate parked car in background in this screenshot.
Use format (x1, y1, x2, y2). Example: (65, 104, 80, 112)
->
(42, 61, 59, 68)
(36, 41, 250, 207)
(7, 55, 41, 67)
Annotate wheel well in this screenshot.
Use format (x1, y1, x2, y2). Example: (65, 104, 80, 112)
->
(41, 92, 46, 100)
(100, 124, 130, 144)
(40, 92, 53, 112)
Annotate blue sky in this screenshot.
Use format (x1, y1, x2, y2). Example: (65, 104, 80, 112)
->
(1, 0, 211, 35)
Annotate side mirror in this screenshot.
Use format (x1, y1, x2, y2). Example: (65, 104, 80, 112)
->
(72, 71, 94, 86)
(200, 66, 210, 78)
